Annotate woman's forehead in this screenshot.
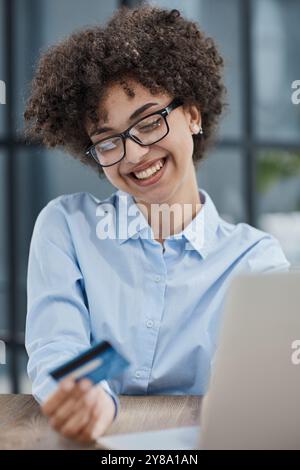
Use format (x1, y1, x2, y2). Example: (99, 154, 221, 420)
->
(97, 81, 171, 124)
(101, 80, 168, 109)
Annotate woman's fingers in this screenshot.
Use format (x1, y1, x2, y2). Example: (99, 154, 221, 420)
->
(59, 386, 100, 437)
(76, 386, 114, 442)
(43, 380, 115, 443)
(49, 379, 92, 428)
(42, 378, 75, 416)
(59, 405, 92, 438)
(77, 395, 103, 442)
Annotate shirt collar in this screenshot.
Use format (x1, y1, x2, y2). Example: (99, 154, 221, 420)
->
(181, 189, 220, 258)
(114, 188, 220, 258)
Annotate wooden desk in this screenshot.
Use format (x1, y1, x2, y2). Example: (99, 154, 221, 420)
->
(0, 395, 201, 450)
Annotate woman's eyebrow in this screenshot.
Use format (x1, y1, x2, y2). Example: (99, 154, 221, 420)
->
(90, 102, 159, 137)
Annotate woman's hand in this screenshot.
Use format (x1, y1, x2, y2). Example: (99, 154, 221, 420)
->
(41, 377, 116, 443)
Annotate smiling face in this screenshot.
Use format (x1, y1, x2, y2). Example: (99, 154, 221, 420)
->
(86, 80, 201, 207)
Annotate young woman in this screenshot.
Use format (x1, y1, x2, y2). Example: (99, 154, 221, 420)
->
(24, 6, 289, 443)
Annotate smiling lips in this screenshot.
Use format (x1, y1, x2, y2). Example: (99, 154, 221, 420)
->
(133, 158, 165, 179)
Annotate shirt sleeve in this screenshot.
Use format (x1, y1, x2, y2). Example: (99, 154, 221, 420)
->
(246, 234, 291, 273)
(25, 199, 119, 421)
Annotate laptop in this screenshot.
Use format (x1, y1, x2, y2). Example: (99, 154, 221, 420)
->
(97, 272, 300, 450)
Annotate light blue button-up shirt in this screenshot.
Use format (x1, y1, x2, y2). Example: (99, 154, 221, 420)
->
(25, 188, 290, 418)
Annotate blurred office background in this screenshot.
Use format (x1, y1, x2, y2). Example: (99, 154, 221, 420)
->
(0, 0, 299, 393)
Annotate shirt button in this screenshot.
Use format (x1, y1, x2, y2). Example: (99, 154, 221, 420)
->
(146, 319, 154, 328)
(154, 275, 161, 282)
(135, 371, 141, 378)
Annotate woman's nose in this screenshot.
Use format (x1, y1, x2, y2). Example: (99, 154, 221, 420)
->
(123, 138, 150, 165)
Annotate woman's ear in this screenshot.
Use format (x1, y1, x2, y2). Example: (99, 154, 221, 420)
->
(183, 103, 202, 132)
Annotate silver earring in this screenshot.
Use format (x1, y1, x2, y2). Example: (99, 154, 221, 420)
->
(191, 124, 203, 135)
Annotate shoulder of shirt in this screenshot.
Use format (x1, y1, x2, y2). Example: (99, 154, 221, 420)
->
(217, 216, 290, 271)
(217, 215, 272, 243)
(33, 191, 118, 234)
(37, 191, 117, 216)
(46, 191, 117, 209)
(200, 189, 281, 249)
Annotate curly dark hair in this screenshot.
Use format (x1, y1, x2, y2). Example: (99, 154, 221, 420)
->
(23, 4, 226, 176)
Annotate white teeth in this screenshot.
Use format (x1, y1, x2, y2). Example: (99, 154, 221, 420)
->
(134, 158, 165, 179)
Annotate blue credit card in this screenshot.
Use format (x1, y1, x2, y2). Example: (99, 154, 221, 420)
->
(49, 340, 130, 384)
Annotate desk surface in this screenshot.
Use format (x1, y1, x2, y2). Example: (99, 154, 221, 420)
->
(0, 394, 201, 450)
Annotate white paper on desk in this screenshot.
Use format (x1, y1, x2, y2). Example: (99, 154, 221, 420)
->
(97, 425, 200, 450)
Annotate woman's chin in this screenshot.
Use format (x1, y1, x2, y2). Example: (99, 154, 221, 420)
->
(134, 183, 177, 206)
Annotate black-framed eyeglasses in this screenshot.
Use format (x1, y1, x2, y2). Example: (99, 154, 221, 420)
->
(85, 98, 183, 167)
